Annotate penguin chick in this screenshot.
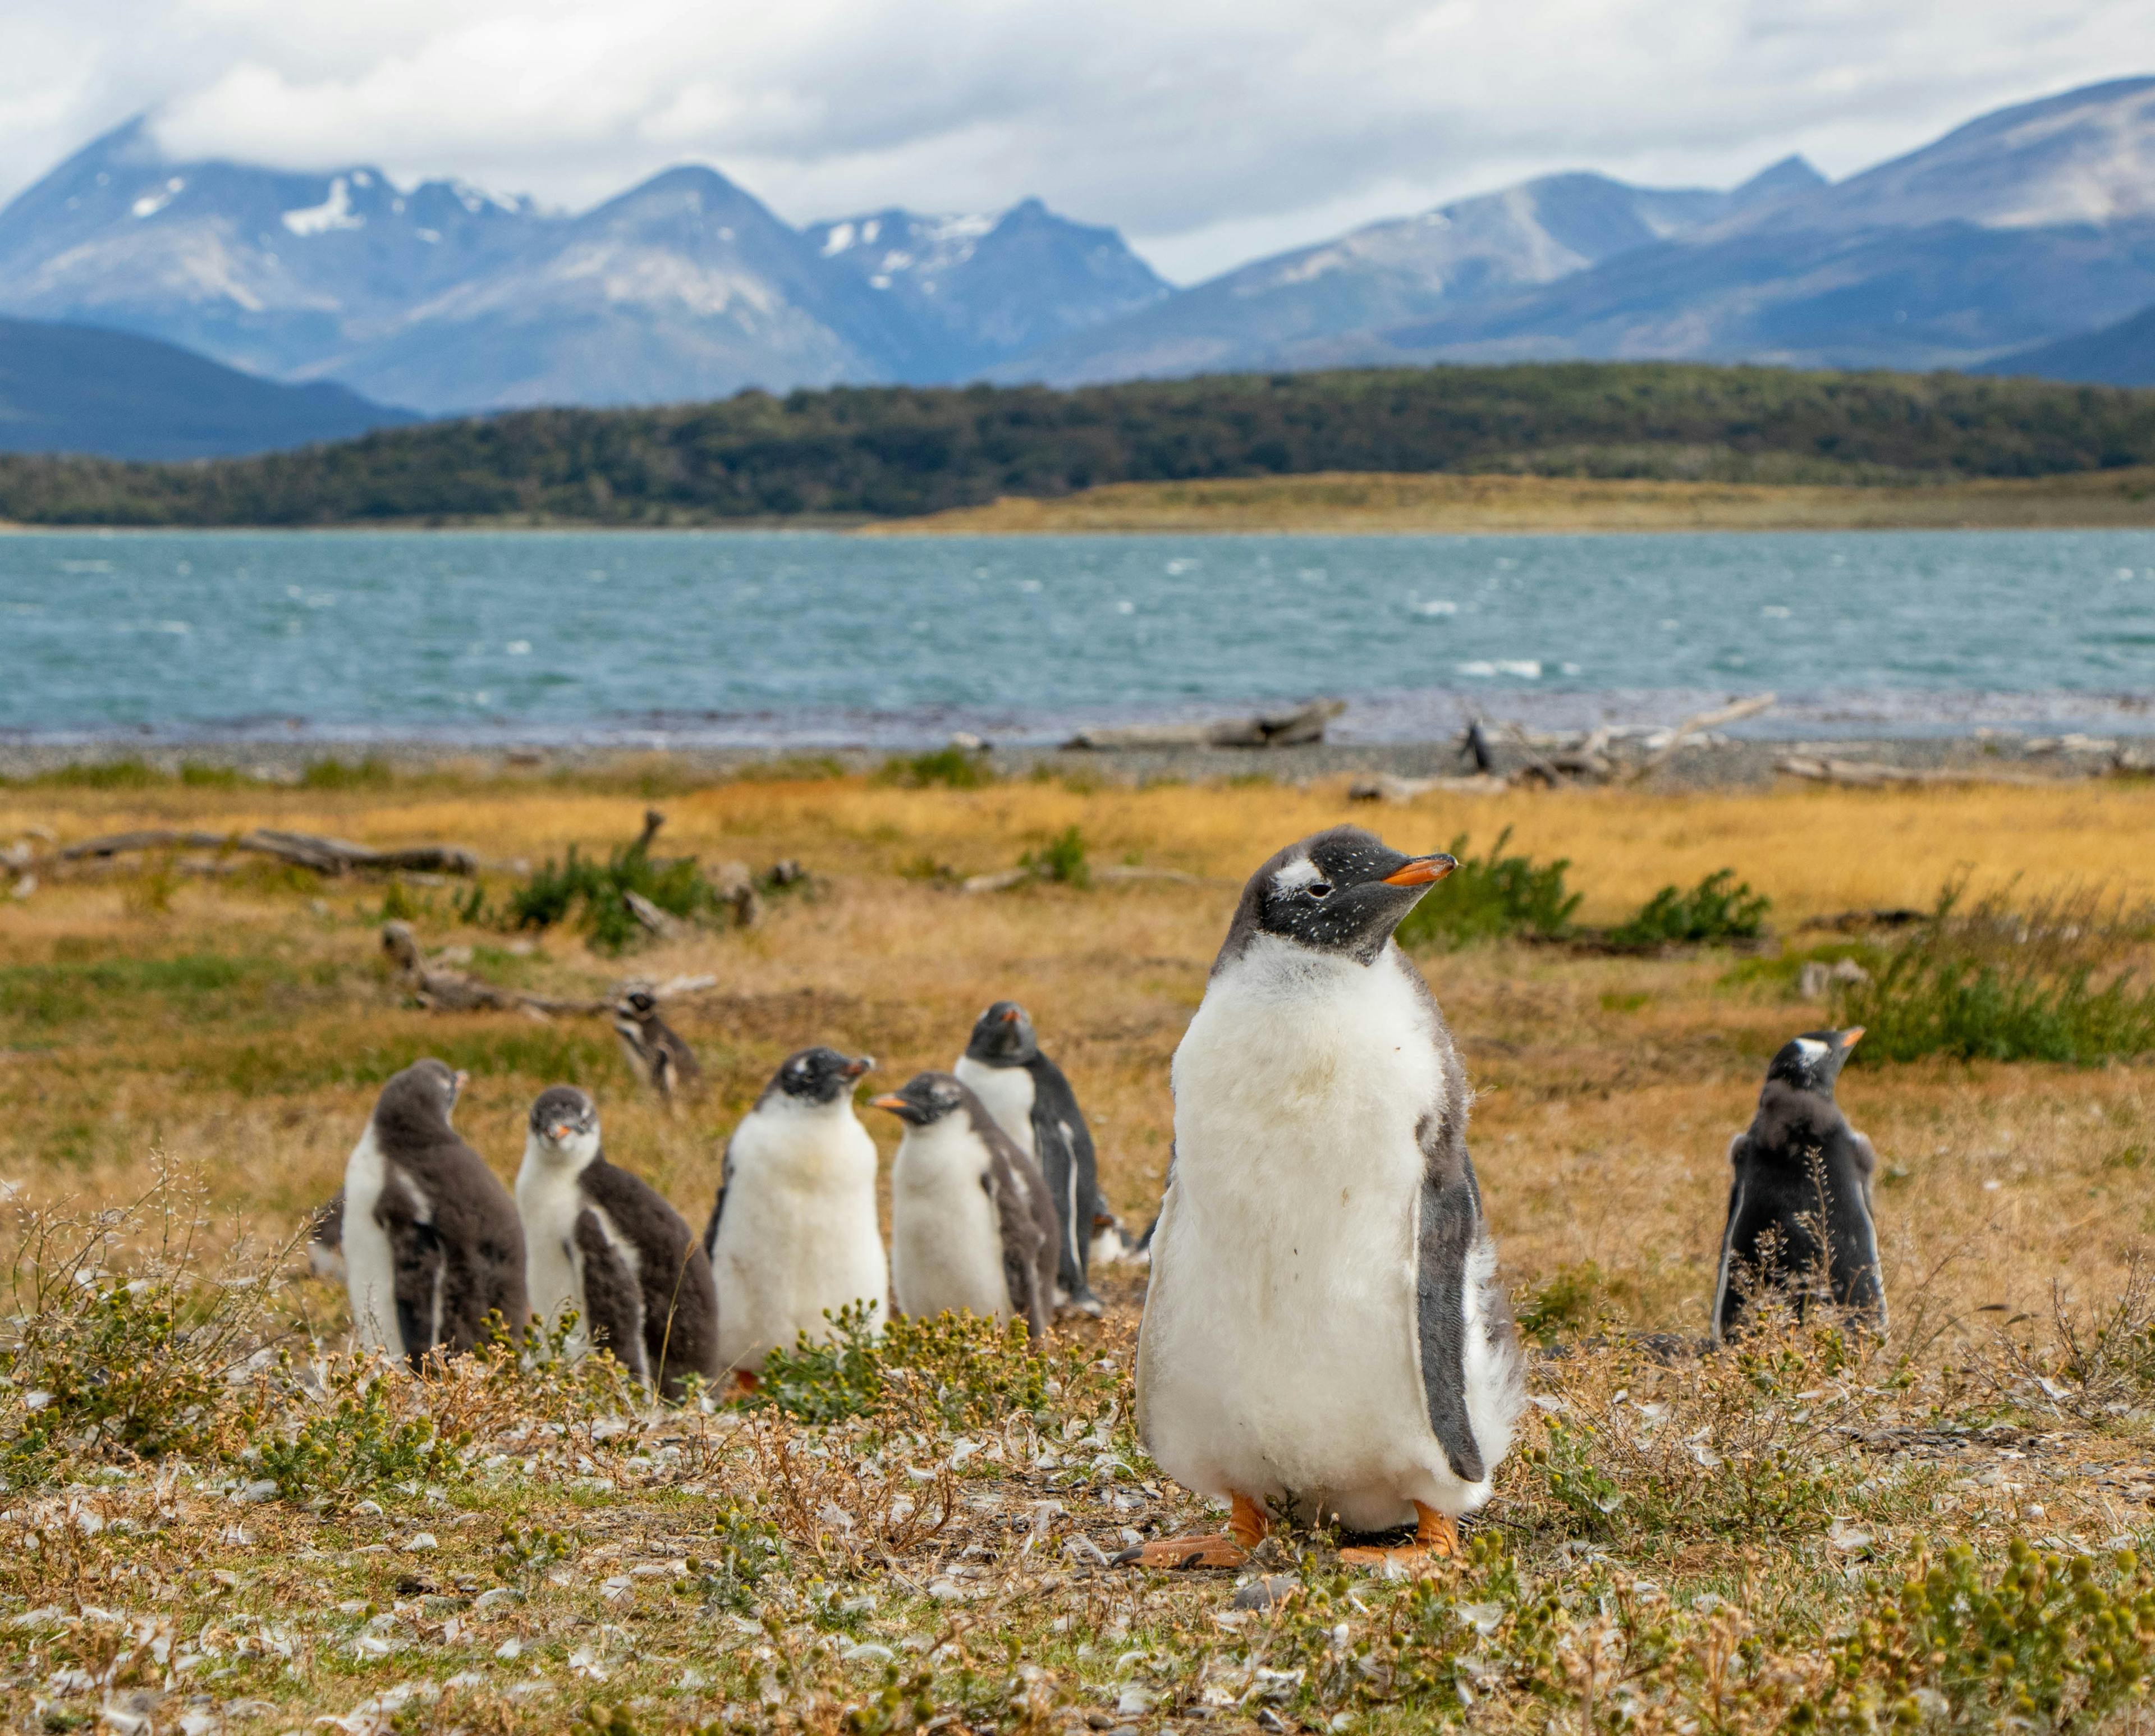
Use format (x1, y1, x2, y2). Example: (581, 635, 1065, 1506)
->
(705, 1048, 888, 1377)
(611, 982, 703, 1106)
(1131, 826, 1525, 1572)
(307, 1192, 346, 1283)
(955, 1001, 1105, 1316)
(341, 1059, 528, 1368)
(517, 1084, 720, 1400)
(1713, 1027, 1885, 1341)
(872, 1071, 1058, 1342)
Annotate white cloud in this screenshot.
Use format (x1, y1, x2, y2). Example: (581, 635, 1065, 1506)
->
(1, 0, 2151, 283)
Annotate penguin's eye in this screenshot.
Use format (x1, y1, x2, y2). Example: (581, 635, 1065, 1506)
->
(1307, 882, 1333, 899)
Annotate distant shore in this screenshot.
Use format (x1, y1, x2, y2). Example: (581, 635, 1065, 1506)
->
(865, 468, 2155, 535)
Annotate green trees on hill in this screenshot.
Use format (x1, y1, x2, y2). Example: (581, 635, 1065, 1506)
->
(3, 361, 2153, 526)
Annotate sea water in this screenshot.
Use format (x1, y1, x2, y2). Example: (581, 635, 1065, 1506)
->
(3, 527, 2151, 743)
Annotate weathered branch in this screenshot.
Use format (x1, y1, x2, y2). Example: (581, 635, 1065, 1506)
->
(54, 827, 476, 877)
(1065, 697, 1346, 750)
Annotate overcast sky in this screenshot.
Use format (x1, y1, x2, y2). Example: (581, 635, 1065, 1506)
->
(5, 2, 2153, 282)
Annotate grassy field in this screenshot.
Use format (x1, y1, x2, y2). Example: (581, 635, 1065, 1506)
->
(3, 766, 2153, 1733)
(869, 468, 2155, 534)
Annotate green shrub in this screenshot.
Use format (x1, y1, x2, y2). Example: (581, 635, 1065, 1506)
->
(751, 1303, 1058, 1430)
(1515, 1261, 1606, 1347)
(1019, 825, 1090, 887)
(299, 755, 394, 790)
(1837, 883, 2155, 1064)
(507, 838, 723, 954)
(1610, 868, 1770, 949)
(256, 1364, 467, 1506)
(1794, 1542, 2155, 1732)
(1395, 828, 1580, 949)
(877, 747, 994, 789)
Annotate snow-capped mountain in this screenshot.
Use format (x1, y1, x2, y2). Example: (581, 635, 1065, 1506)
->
(0, 124, 1164, 411)
(996, 159, 1824, 384)
(805, 199, 1168, 379)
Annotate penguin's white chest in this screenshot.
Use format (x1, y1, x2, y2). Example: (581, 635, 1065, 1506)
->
(1140, 940, 1463, 1531)
(953, 1057, 1037, 1158)
(710, 1102, 886, 1369)
(890, 1119, 1010, 1324)
(342, 1125, 405, 1359)
(515, 1155, 593, 1351)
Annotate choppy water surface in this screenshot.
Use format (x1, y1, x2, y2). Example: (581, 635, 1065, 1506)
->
(3, 528, 2151, 743)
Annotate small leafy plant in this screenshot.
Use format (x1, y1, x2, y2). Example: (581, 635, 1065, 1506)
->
(752, 1302, 1069, 1431)
(1019, 825, 1090, 887)
(876, 747, 994, 789)
(1395, 828, 1581, 949)
(1610, 867, 1770, 949)
(256, 1362, 468, 1506)
(507, 839, 721, 953)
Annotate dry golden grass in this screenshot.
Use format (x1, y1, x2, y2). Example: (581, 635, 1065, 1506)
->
(868, 466, 2155, 534)
(4, 767, 2155, 1733)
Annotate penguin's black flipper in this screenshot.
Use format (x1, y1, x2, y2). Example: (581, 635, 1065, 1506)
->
(585, 1158, 721, 1399)
(374, 1179, 444, 1369)
(1413, 1167, 1487, 1485)
(1711, 1134, 1752, 1343)
(1413, 1082, 1491, 1487)
(1026, 1059, 1102, 1307)
(574, 1209, 651, 1389)
(702, 1140, 735, 1261)
(974, 1110, 1058, 1341)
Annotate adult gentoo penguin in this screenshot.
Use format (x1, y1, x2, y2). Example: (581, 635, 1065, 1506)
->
(341, 1059, 529, 1368)
(611, 982, 702, 1106)
(705, 1048, 887, 1377)
(955, 1001, 1104, 1314)
(517, 1085, 720, 1399)
(870, 1071, 1058, 1341)
(1130, 827, 1524, 1571)
(1712, 1027, 1885, 1341)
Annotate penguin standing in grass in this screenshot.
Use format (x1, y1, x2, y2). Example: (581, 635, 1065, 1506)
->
(872, 1071, 1058, 1342)
(1129, 827, 1524, 1572)
(341, 1059, 528, 1367)
(517, 1085, 720, 1399)
(955, 1001, 1104, 1314)
(612, 982, 702, 1107)
(705, 1048, 887, 1378)
(1713, 1028, 1885, 1341)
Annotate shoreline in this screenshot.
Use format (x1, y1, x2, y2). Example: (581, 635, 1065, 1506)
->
(3, 730, 2148, 791)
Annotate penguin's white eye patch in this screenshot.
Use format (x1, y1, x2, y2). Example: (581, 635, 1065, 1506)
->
(1794, 1037, 1830, 1066)
(1273, 858, 1321, 892)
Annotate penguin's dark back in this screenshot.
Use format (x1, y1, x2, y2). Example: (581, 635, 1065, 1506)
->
(1724, 1085, 1882, 1327)
(583, 1156, 721, 1390)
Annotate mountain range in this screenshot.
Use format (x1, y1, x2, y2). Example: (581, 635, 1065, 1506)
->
(0, 76, 2152, 439)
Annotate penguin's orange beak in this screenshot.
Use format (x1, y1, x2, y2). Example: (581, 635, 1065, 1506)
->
(549, 1122, 575, 1140)
(869, 1093, 907, 1112)
(1383, 854, 1458, 887)
(843, 1057, 873, 1079)
(1001, 1007, 1021, 1022)
(1840, 1027, 1865, 1048)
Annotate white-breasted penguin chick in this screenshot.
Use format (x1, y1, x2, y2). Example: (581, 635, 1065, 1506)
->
(517, 1085, 721, 1400)
(341, 1059, 529, 1369)
(1129, 826, 1525, 1572)
(704, 1048, 887, 1380)
(1713, 1027, 1885, 1341)
(871, 1071, 1059, 1342)
(611, 982, 702, 1107)
(955, 1001, 1105, 1315)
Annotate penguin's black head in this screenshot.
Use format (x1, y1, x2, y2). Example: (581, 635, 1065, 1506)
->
(1230, 826, 1457, 966)
(1764, 1027, 1864, 1097)
(530, 1084, 598, 1143)
(965, 1001, 1038, 1066)
(613, 982, 660, 1023)
(770, 1046, 873, 1106)
(374, 1057, 466, 1141)
(868, 1070, 969, 1128)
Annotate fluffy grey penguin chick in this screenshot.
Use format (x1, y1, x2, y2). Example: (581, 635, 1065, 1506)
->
(341, 1059, 529, 1368)
(1130, 826, 1525, 1571)
(1713, 1027, 1885, 1341)
(955, 1001, 1105, 1315)
(705, 1048, 888, 1381)
(611, 983, 703, 1106)
(517, 1084, 720, 1400)
(872, 1071, 1059, 1342)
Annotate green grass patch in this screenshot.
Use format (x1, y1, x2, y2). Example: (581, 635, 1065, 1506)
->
(298, 755, 395, 790)
(1610, 867, 1771, 949)
(876, 746, 995, 789)
(507, 837, 730, 954)
(1019, 825, 1091, 887)
(0, 952, 275, 1028)
(1396, 827, 1580, 950)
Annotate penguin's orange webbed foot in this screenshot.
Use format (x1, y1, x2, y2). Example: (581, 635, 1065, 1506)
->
(1339, 1504, 1461, 1575)
(1115, 1492, 1268, 1571)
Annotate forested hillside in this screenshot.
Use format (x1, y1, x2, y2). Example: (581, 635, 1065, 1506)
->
(4, 361, 2153, 526)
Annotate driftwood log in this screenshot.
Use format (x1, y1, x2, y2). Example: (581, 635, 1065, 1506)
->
(52, 828, 476, 876)
(960, 863, 1203, 895)
(1775, 755, 2061, 789)
(1065, 697, 1346, 751)
(1349, 773, 1510, 803)
(1630, 694, 1777, 780)
(380, 922, 604, 1016)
